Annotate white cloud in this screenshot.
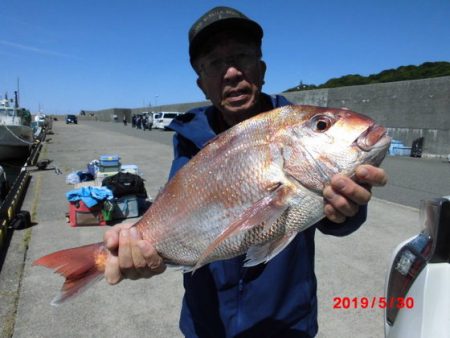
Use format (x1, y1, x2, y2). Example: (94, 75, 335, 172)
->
(0, 40, 79, 59)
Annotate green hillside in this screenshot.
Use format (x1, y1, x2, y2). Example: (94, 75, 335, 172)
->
(284, 61, 450, 92)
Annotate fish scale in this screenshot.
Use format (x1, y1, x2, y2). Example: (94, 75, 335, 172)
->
(144, 141, 281, 266)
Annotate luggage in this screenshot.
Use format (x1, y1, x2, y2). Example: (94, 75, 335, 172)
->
(68, 200, 106, 227)
(102, 172, 147, 198)
(102, 195, 147, 222)
(112, 195, 140, 219)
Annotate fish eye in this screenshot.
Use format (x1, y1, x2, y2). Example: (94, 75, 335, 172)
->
(316, 120, 328, 131)
(311, 115, 333, 132)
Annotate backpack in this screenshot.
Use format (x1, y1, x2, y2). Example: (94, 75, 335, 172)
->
(102, 172, 148, 198)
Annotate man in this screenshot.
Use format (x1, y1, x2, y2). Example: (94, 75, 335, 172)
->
(147, 112, 153, 130)
(104, 6, 387, 337)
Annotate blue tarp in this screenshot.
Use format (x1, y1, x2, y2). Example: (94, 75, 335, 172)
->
(66, 186, 113, 207)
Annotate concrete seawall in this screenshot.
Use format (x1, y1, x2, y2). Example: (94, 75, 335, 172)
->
(86, 76, 450, 157)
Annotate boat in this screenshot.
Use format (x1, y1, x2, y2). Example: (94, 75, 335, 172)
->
(0, 96, 34, 161)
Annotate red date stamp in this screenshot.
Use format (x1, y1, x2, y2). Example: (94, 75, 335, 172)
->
(333, 297, 414, 309)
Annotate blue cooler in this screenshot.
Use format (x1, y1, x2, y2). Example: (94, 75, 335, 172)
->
(99, 154, 121, 173)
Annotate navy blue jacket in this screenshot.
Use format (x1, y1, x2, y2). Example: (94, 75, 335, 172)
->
(168, 94, 367, 338)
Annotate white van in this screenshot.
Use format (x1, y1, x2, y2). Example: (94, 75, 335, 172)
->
(153, 112, 181, 130)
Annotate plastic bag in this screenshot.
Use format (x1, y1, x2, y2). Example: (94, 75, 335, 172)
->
(66, 171, 80, 184)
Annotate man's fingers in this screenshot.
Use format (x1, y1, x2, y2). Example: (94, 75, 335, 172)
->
(323, 185, 359, 217)
(324, 202, 346, 223)
(104, 227, 119, 250)
(118, 229, 133, 269)
(104, 222, 135, 250)
(105, 254, 122, 285)
(328, 176, 371, 207)
(322, 165, 388, 224)
(138, 240, 166, 272)
(356, 165, 388, 187)
(105, 224, 165, 282)
(130, 228, 147, 268)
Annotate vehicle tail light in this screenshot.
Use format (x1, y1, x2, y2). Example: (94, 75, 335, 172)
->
(386, 197, 450, 325)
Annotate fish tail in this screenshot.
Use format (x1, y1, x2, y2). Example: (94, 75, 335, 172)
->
(33, 242, 108, 306)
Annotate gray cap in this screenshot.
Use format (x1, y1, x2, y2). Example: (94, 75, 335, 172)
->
(188, 6, 263, 61)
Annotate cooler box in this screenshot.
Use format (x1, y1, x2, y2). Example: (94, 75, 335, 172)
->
(112, 195, 140, 220)
(68, 200, 106, 227)
(99, 164, 121, 173)
(99, 154, 121, 167)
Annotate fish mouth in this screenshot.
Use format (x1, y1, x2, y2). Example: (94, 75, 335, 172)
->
(355, 123, 391, 151)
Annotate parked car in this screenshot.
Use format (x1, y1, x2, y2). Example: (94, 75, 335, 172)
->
(153, 112, 180, 130)
(384, 196, 450, 338)
(65, 114, 78, 124)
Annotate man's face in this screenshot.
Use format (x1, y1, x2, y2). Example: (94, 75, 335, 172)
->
(195, 38, 266, 126)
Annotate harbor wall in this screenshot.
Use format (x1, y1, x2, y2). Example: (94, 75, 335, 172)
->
(88, 76, 450, 157)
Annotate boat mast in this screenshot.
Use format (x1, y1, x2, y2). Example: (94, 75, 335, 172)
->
(15, 77, 20, 108)
(14, 91, 19, 108)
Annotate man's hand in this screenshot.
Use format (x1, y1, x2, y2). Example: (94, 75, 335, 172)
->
(104, 223, 166, 285)
(323, 164, 388, 223)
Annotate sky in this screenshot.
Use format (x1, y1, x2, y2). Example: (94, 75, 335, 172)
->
(1, 0, 449, 115)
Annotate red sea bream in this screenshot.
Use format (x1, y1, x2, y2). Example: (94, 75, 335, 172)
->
(34, 105, 391, 305)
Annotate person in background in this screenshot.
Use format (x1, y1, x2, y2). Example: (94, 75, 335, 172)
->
(147, 113, 153, 130)
(142, 115, 148, 130)
(104, 6, 388, 338)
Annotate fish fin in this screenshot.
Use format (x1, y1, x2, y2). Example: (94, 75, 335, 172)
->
(164, 263, 194, 273)
(181, 266, 195, 273)
(33, 242, 107, 306)
(244, 232, 298, 267)
(193, 183, 293, 271)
